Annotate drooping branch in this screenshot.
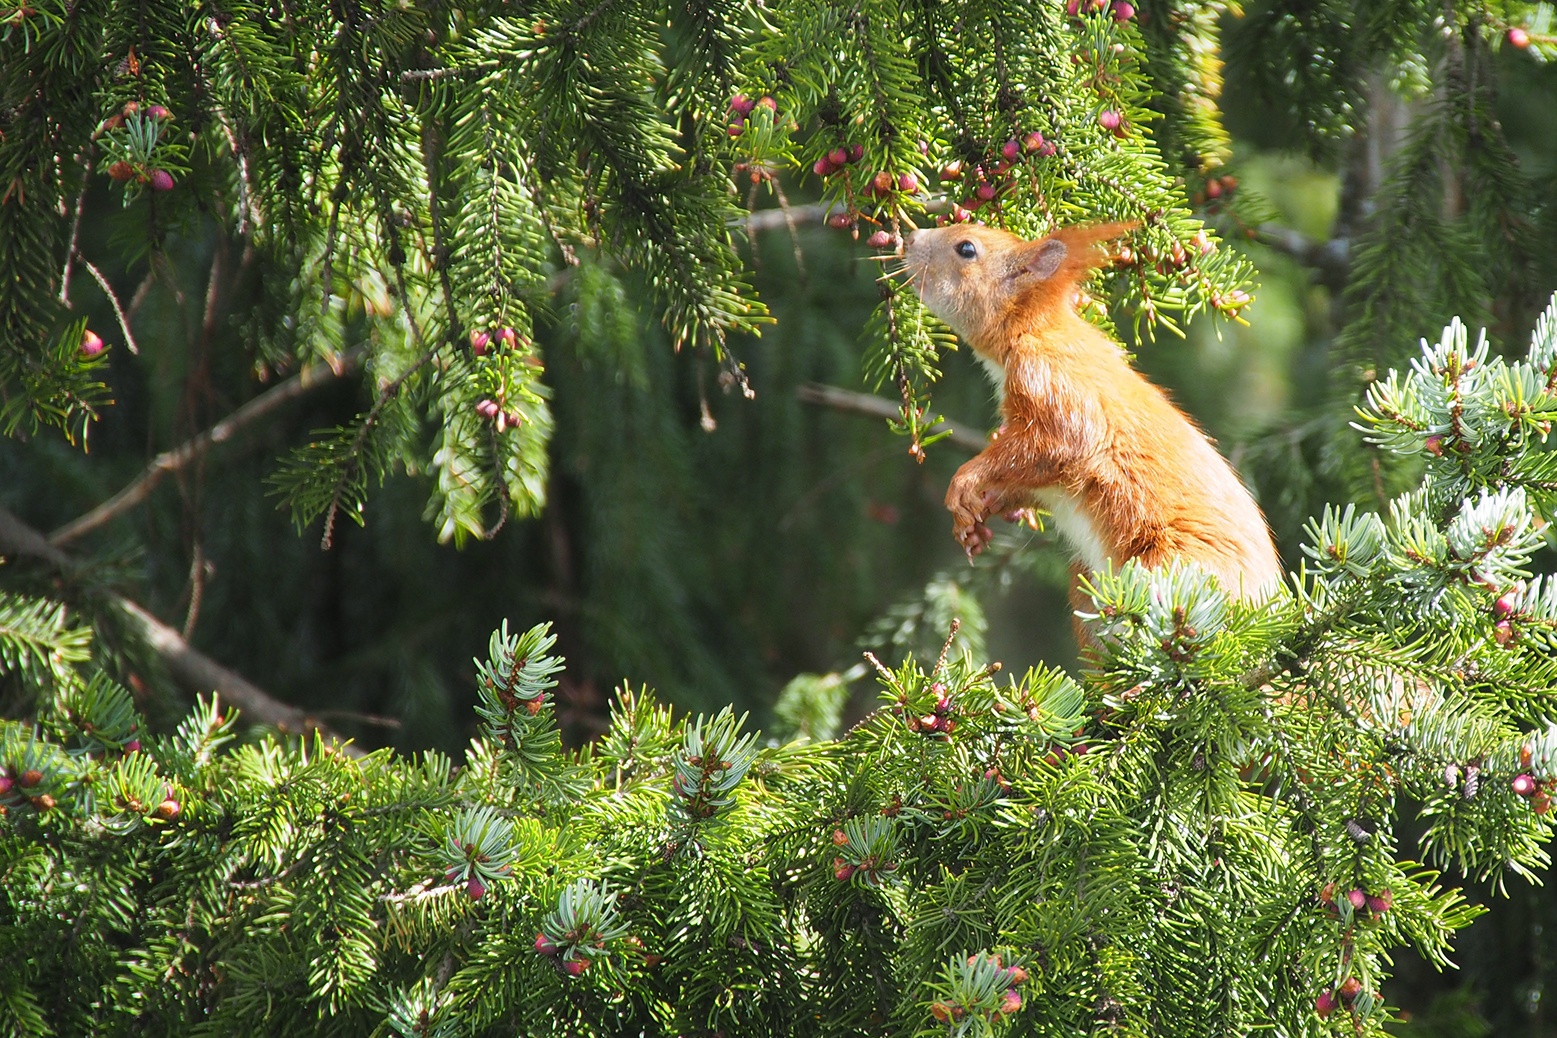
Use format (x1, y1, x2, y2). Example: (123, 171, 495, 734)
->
(0, 504, 360, 753)
(49, 346, 368, 547)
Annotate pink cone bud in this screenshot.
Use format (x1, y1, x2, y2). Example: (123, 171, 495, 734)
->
(940, 160, 963, 180)
(470, 329, 490, 355)
(812, 157, 837, 177)
(476, 399, 500, 419)
(1366, 889, 1392, 914)
(467, 875, 486, 899)
(149, 170, 175, 191)
(847, 144, 864, 163)
(897, 172, 918, 193)
(1338, 977, 1362, 1003)
(1494, 592, 1518, 620)
(1424, 434, 1444, 456)
(146, 105, 172, 120)
(1514, 773, 1538, 797)
(124, 739, 140, 753)
(1023, 131, 1045, 153)
(827, 213, 854, 229)
(727, 122, 744, 138)
(1346, 888, 1367, 910)
(729, 93, 754, 116)
(1508, 28, 1531, 49)
(1495, 619, 1515, 645)
(866, 230, 894, 249)
(80, 329, 105, 356)
(1006, 965, 1029, 984)
(1112, 1, 1135, 21)
(832, 828, 849, 845)
(834, 862, 855, 881)
(1098, 110, 1122, 131)
(828, 147, 849, 167)
(975, 182, 997, 202)
(1001, 138, 1021, 162)
(535, 932, 558, 955)
(1315, 990, 1336, 1018)
(755, 96, 776, 112)
(871, 170, 894, 195)
(563, 958, 587, 976)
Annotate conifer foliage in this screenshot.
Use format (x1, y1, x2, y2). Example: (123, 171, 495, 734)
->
(0, 303, 1556, 1035)
(5, 1, 1557, 1035)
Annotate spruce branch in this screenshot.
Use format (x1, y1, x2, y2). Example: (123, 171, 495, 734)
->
(0, 504, 358, 752)
(49, 346, 367, 546)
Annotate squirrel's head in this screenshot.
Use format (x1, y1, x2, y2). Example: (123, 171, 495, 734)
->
(900, 222, 1135, 358)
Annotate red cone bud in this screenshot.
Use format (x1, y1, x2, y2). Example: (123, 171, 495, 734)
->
(122, 101, 139, 116)
(467, 875, 486, 899)
(1535, 791, 1551, 814)
(1315, 990, 1336, 1018)
(1424, 434, 1444, 456)
(727, 123, 744, 138)
(0, 777, 12, 795)
(999, 989, 1022, 1014)
(847, 144, 864, 163)
(828, 147, 849, 167)
(1006, 965, 1029, 984)
(107, 161, 135, 181)
(80, 329, 105, 356)
(835, 862, 855, 881)
(146, 105, 171, 120)
(124, 739, 141, 753)
(1112, 0, 1135, 20)
(1514, 773, 1538, 797)
(470, 329, 490, 355)
(940, 161, 963, 180)
(975, 182, 997, 202)
(1346, 888, 1367, 911)
(729, 93, 754, 116)
(1001, 139, 1021, 162)
(812, 157, 837, 177)
(930, 1002, 951, 1022)
(866, 230, 894, 249)
(755, 96, 776, 112)
(827, 213, 853, 229)
(1205, 178, 1223, 199)
(150, 170, 175, 191)
(563, 958, 587, 976)
(535, 932, 558, 955)
(1337, 977, 1362, 1003)
(1023, 131, 1045, 153)
(897, 172, 918, 193)
(1495, 619, 1515, 645)
(1366, 889, 1392, 914)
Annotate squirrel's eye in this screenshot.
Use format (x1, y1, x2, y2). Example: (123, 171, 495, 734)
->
(956, 241, 978, 260)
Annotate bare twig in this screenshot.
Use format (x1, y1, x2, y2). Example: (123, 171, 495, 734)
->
(795, 382, 987, 452)
(58, 175, 90, 305)
(400, 62, 500, 83)
(0, 504, 359, 754)
(78, 255, 140, 354)
(1254, 223, 1350, 287)
(49, 346, 368, 546)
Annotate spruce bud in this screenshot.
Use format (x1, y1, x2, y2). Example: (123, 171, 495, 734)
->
(1514, 773, 1537, 797)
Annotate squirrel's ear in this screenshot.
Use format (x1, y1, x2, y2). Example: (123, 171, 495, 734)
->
(1026, 239, 1067, 279)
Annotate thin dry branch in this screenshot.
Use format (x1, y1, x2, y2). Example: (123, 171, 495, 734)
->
(50, 346, 368, 547)
(795, 382, 987, 452)
(0, 504, 359, 754)
(78, 254, 140, 355)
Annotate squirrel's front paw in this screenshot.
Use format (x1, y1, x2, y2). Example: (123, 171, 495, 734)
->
(947, 473, 1001, 558)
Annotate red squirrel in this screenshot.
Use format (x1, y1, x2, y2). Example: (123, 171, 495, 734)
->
(900, 221, 1281, 610)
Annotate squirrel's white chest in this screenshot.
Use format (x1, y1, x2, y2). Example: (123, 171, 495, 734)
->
(1033, 487, 1112, 574)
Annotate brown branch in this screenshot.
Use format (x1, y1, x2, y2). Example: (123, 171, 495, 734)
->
(49, 346, 368, 546)
(78, 254, 140, 355)
(0, 504, 359, 754)
(795, 382, 987, 452)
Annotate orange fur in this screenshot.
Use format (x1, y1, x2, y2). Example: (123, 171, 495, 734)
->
(900, 221, 1281, 602)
